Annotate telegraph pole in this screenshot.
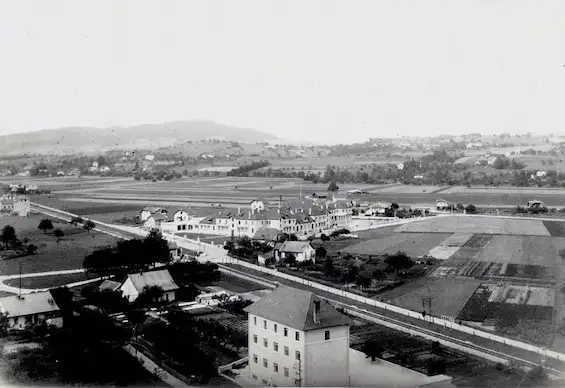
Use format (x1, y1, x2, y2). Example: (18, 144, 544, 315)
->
(18, 259, 22, 297)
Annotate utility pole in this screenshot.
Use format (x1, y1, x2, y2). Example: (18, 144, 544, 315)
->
(18, 259, 22, 297)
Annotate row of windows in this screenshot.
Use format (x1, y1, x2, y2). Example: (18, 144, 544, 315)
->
(253, 354, 294, 377)
(253, 317, 301, 340)
(253, 330, 331, 349)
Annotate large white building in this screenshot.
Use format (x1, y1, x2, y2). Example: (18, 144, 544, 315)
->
(0, 195, 30, 216)
(244, 286, 352, 387)
(157, 198, 355, 239)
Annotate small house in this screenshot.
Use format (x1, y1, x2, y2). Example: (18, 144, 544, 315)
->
(0, 291, 62, 329)
(140, 207, 168, 222)
(397, 163, 405, 170)
(436, 199, 450, 211)
(119, 269, 179, 303)
(536, 171, 547, 178)
(98, 280, 122, 293)
(143, 213, 167, 230)
(274, 241, 316, 263)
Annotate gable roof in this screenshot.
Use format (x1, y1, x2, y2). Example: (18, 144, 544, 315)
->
(124, 269, 179, 293)
(149, 213, 168, 221)
(278, 241, 314, 253)
(244, 286, 352, 331)
(142, 207, 167, 213)
(253, 227, 281, 241)
(0, 291, 60, 317)
(98, 280, 122, 292)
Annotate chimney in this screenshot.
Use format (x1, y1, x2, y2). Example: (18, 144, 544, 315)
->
(313, 300, 321, 324)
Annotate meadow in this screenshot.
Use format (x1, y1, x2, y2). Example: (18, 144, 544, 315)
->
(339, 232, 451, 258)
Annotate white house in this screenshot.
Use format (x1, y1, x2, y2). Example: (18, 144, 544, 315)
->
(144, 155, 155, 161)
(244, 286, 352, 387)
(536, 171, 547, 178)
(487, 157, 498, 166)
(143, 213, 168, 230)
(140, 207, 168, 222)
(396, 163, 405, 170)
(274, 241, 316, 263)
(119, 269, 179, 303)
(435, 199, 450, 211)
(0, 291, 62, 329)
(0, 195, 30, 216)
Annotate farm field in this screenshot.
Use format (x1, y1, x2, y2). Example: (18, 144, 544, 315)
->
(339, 232, 451, 258)
(377, 277, 482, 319)
(3, 273, 90, 289)
(0, 215, 118, 276)
(395, 216, 551, 236)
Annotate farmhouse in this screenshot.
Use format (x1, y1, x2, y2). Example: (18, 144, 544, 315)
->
(0, 291, 62, 329)
(435, 199, 450, 211)
(120, 269, 179, 303)
(140, 207, 168, 222)
(396, 163, 405, 170)
(274, 241, 316, 262)
(143, 213, 168, 230)
(245, 286, 352, 387)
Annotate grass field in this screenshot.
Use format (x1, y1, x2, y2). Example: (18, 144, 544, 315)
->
(339, 232, 452, 257)
(3, 273, 90, 289)
(377, 277, 482, 318)
(395, 216, 551, 236)
(0, 215, 118, 276)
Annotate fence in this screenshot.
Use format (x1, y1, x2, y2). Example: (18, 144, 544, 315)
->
(218, 256, 565, 362)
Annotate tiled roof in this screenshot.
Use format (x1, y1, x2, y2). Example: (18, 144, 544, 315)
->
(149, 213, 168, 221)
(125, 269, 179, 293)
(278, 241, 314, 253)
(0, 291, 60, 317)
(253, 228, 281, 241)
(244, 286, 352, 331)
(98, 280, 122, 292)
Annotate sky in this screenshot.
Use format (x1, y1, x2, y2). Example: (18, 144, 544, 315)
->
(0, 1, 564, 144)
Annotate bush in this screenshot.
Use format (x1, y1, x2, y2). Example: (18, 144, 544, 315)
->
(320, 234, 330, 242)
(465, 204, 477, 214)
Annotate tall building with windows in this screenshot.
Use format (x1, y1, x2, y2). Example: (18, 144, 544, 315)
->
(244, 286, 352, 387)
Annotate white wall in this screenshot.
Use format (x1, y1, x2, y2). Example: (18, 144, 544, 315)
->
(304, 325, 350, 387)
(120, 278, 139, 302)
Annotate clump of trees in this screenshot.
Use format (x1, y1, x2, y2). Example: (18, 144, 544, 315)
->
(227, 161, 271, 177)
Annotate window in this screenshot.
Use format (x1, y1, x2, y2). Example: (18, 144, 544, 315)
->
(284, 328, 288, 337)
(284, 367, 289, 377)
(295, 331, 300, 341)
(284, 346, 289, 356)
(253, 354, 258, 363)
(295, 351, 301, 361)
(273, 363, 279, 373)
(273, 342, 279, 352)
(274, 323, 278, 333)
(263, 358, 268, 368)
(263, 338, 268, 348)
(264, 320, 267, 329)
(253, 335, 258, 344)
(254, 317, 257, 325)
(325, 330, 330, 340)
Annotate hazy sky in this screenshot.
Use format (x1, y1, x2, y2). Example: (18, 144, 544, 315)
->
(0, 1, 564, 144)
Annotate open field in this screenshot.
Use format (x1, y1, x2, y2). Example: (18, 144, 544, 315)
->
(3, 272, 90, 289)
(377, 277, 482, 319)
(395, 216, 551, 236)
(339, 232, 451, 257)
(0, 215, 118, 276)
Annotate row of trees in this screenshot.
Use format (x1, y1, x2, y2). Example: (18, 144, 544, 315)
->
(227, 160, 271, 177)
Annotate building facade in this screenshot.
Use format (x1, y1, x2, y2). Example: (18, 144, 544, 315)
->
(244, 287, 351, 387)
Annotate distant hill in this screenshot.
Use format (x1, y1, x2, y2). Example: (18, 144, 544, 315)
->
(0, 120, 284, 156)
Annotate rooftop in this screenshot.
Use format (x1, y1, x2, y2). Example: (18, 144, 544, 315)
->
(278, 241, 314, 253)
(244, 286, 352, 331)
(98, 280, 122, 292)
(0, 291, 60, 317)
(125, 269, 179, 293)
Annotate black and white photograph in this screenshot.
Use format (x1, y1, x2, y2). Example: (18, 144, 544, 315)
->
(0, 1, 563, 387)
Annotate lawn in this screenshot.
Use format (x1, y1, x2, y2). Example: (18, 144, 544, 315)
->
(3, 273, 91, 289)
(0, 215, 118, 276)
(339, 232, 452, 258)
(376, 277, 482, 319)
(395, 216, 551, 236)
(543, 220, 565, 237)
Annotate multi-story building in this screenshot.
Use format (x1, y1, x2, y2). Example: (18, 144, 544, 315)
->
(244, 286, 352, 387)
(0, 195, 30, 216)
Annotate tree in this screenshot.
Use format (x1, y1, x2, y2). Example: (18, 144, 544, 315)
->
(289, 234, 298, 241)
(324, 258, 334, 277)
(134, 285, 165, 308)
(465, 204, 477, 214)
(426, 359, 446, 375)
(54, 229, 64, 245)
(0, 225, 17, 249)
(372, 269, 386, 282)
(26, 244, 38, 255)
(283, 253, 296, 266)
(456, 203, 465, 211)
(70, 216, 84, 226)
(320, 233, 330, 242)
(38, 219, 54, 234)
(315, 246, 327, 260)
(83, 220, 95, 234)
(327, 181, 339, 192)
(384, 251, 413, 273)
(355, 273, 372, 289)
(362, 339, 384, 363)
(390, 203, 399, 210)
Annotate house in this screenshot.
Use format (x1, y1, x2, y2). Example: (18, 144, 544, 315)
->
(140, 207, 168, 222)
(25, 184, 38, 193)
(119, 269, 179, 303)
(536, 171, 547, 178)
(274, 241, 316, 263)
(435, 199, 450, 211)
(527, 200, 545, 209)
(196, 290, 234, 306)
(414, 175, 424, 180)
(98, 280, 122, 293)
(244, 286, 352, 387)
(99, 166, 111, 173)
(0, 291, 62, 329)
(397, 163, 405, 170)
(143, 213, 168, 230)
(253, 227, 281, 243)
(362, 202, 388, 216)
(144, 155, 155, 161)
(56, 170, 65, 176)
(0, 195, 30, 216)
(487, 157, 498, 166)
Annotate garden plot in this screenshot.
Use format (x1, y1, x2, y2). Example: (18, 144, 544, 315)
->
(395, 216, 551, 236)
(339, 232, 451, 257)
(472, 235, 565, 266)
(428, 233, 473, 260)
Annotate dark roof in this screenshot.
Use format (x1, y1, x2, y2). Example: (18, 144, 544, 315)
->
(244, 286, 352, 331)
(253, 228, 281, 241)
(278, 241, 314, 253)
(98, 280, 122, 292)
